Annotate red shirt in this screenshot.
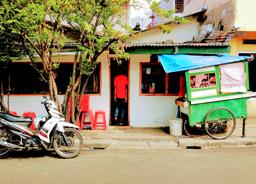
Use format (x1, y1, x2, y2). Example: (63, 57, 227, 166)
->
(114, 74, 128, 99)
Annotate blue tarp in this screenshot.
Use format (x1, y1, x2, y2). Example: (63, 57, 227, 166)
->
(158, 54, 250, 73)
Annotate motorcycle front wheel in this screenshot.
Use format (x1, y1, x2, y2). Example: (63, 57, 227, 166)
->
(53, 128, 83, 159)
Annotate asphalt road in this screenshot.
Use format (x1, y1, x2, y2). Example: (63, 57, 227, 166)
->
(0, 147, 256, 184)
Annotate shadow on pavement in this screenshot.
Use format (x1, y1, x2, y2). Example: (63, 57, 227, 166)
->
(2, 150, 57, 159)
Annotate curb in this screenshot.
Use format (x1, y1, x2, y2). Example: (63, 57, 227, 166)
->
(83, 138, 179, 150)
(82, 136, 256, 150)
(178, 136, 256, 149)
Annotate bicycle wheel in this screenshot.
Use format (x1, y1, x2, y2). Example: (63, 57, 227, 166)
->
(204, 107, 236, 140)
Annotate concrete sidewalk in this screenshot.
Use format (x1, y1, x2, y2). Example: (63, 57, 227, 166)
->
(81, 127, 178, 150)
(81, 119, 256, 150)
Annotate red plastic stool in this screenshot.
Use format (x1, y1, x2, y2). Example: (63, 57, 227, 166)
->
(80, 110, 94, 130)
(10, 111, 18, 116)
(23, 112, 36, 130)
(94, 110, 106, 130)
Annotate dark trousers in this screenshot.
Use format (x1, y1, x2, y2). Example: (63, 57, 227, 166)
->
(114, 98, 126, 122)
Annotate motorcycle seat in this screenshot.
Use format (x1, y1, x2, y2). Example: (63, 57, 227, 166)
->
(0, 113, 32, 123)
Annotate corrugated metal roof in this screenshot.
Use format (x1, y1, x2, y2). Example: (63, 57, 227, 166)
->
(126, 42, 229, 48)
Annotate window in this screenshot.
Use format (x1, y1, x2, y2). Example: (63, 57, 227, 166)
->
(175, 0, 184, 13)
(190, 73, 216, 89)
(243, 40, 256, 44)
(1, 63, 49, 94)
(83, 64, 101, 94)
(140, 63, 180, 95)
(187, 67, 218, 99)
(220, 63, 246, 93)
(56, 63, 73, 94)
(56, 63, 101, 94)
(1, 63, 101, 95)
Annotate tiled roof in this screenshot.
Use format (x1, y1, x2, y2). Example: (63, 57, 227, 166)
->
(202, 30, 237, 43)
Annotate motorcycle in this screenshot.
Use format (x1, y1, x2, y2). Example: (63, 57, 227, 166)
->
(0, 97, 83, 159)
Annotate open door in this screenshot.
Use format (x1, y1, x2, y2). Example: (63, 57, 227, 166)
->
(110, 59, 129, 126)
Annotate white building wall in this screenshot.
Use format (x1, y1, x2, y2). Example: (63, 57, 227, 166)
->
(89, 59, 110, 125)
(3, 96, 50, 116)
(3, 54, 111, 126)
(129, 54, 178, 127)
(3, 53, 178, 128)
(129, 0, 152, 30)
(235, 0, 256, 31)
(128, 17, 199, 44)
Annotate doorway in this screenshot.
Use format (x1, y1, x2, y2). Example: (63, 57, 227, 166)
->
(110, 58, 129, 126)
(239, 53, 256, 92)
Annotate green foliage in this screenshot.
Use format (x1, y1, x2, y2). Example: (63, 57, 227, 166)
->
(81, 59, 97, 77)
(147, 0, 189, 32)
(150, 1, 176, 19)
(62, 0, 132, 77)
(173, 16, 190, 24)
(0, 0, 73, 75)
(158, 24, 173, 33)
(52, 62, 60, 70)
(0, 0, 181, 104)
(0, 0, 181, 69)
(0, 0, 183, 119)
(0, 1, 25, 62)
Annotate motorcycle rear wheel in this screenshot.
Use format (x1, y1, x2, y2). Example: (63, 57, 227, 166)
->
(53, 128, 83, 159)
(0, 129, 9, 158)
(0, 146, 9, 158)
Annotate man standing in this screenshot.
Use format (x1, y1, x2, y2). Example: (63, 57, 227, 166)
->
(114, 72, 128, 125)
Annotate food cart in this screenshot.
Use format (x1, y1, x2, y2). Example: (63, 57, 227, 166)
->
(159, 54, 256, 139)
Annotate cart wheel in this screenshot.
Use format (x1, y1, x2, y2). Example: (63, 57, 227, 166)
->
(204, 107, 236, 140)
(181, 113, 194, 136)
(183, 119, 192, 136)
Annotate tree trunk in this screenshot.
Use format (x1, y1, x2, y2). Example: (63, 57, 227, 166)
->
(0, 78, 8, 112)
(49, 75, 54, 100)
(70, 51, 81, 124)
(62, 85, 72, 120)
(48, 71, 62, 112)
(74, 77, 90, 124)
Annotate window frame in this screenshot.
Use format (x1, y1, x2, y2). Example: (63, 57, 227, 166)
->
(175, 0, 184, 13)
(185, 66, 220, 100)
(2, 62, 102, 96)
(83, 62, 102, 95)
(2, 62, 49, 96)
(139, 62, 179, 96)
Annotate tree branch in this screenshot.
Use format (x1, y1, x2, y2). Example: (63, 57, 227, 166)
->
(22, 38, 48, 83)
(23, 34, 42, 58)
(93, 38, 118, 61)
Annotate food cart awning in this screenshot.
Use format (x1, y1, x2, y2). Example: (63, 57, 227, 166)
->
(158, 54, 250, 73)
